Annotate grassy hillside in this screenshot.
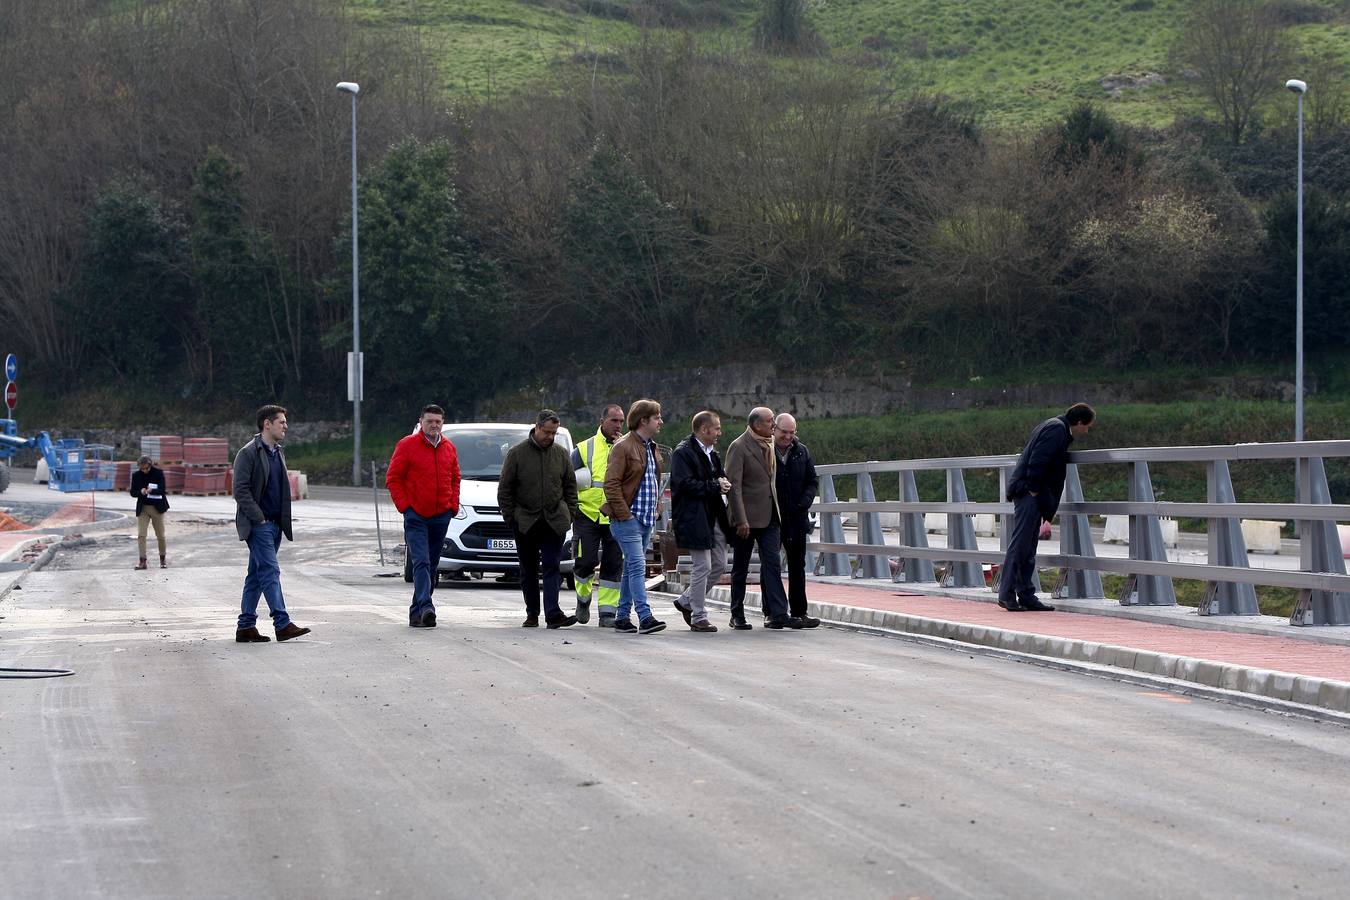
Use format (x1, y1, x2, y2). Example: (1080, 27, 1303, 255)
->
(356, 0, 1350, 126)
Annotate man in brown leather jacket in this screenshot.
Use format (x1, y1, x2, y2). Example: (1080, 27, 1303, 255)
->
(600, 399, 667, 635)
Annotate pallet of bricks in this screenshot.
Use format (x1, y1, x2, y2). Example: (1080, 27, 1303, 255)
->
(141, 435, 187, 494)
(182, 437, 230, 496)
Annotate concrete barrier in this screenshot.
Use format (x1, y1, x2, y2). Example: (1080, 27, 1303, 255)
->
(1104, 515, 1129, 544)
(1242, 519, 1283, 555)
(924, 512, 946, 534)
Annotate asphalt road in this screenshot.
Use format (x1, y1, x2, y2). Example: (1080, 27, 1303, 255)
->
(2, 508, 1349, 899)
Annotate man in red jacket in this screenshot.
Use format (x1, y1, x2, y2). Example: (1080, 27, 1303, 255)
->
(387, 404, 461, 628)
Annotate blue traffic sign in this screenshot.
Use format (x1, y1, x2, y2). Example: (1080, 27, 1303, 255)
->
(3, 354, 15, 382)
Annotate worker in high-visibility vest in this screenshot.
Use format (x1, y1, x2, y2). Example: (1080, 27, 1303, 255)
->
(570, 403, 625, 626)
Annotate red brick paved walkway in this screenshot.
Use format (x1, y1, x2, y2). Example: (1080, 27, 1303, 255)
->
(803, 581, 1350, 682)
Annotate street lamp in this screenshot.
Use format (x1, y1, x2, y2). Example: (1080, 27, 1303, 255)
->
(337, 80, 361, 486)
(1287, 77, 1307, 501)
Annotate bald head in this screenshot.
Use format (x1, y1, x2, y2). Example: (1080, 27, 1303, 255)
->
(748, 407, 775, 439)
(773, 413, 798, 451)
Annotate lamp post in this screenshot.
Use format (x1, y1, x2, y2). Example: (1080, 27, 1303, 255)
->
(1286, 77, 1307, 502)
(337, 81, 361, 486)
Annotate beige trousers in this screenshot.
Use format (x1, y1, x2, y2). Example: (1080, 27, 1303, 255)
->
(138, 508, 167, 558)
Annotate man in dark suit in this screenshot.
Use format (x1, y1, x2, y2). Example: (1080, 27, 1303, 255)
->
(671, 411, 732, 633)
(725, 407, 797, 630)
(774, 413, 820, 628)
(998, 402, 1096, 612)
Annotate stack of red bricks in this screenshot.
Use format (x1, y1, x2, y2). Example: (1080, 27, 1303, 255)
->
(182, 437, 231, 496)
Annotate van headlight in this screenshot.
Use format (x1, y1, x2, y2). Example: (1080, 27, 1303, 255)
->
(454, 505, 468, 519)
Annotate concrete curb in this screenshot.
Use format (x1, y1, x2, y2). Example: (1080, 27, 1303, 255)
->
(678, 584, 1350, 722)
(0, 537, 93, 604)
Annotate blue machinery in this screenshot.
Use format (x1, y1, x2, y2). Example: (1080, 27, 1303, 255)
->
(0, 418, 115, 493)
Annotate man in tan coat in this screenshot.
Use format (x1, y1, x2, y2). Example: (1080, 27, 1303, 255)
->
(724, 407, 797, 630)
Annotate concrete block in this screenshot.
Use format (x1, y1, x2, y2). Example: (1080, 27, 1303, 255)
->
(1112, 648, 1137, 670)
(1077, 642, 1101, 663)
(974, 514, 996, 537)
(1013, 632, 1035, 654)
(1094, 645, 1119, 667)
(1241, 669, 1272, 696)
(968, 625, 988, 644)
(1069, 641, 1093, 662)
(1241, 519, 1282, 555)
(1317, 681, 1350, 713)
(1267, 672, 1296, 701)
(1292, 677, 1323, 706)
(1219, 666, 1243, 691)
(1193, 660, 1224, 687)
(1043, 637, 1071, 659)
(997, 631, 1020, 652)
(1175, 657, 1200, 682)
(1159, 518, 1179, 548)
(924, 513, 946, 534)
(1152, 654, 1180, 678)
(1132, 651, 1161, 674)
(1030, 635, 1050, 656)
(1103, 516, 1130, 544)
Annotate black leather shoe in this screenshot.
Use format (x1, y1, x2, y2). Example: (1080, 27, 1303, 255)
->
(235, 627, 270, 643)
(796, 615, 820, 628)
(613, 619, 638, 633)
(1020, 597, 1056, 612)
(764, 618, 789, 630)
(422, 610, 437, 627)
(522, 615, 539, 628)
(546, 614, 578, 629)
(997, 598, 1026, 612)
(729, 617, 753, 631)
(673, 598, 693, 626)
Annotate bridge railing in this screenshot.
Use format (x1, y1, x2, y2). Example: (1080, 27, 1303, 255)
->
(808, 440, 1350, 626)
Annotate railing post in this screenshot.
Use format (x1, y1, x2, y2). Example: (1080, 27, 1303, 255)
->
(1291, 456, 1350, 625)
(815, 474, 851, 577)
(1122, 461, 1176, 606)
(995, 465, 1040, 594)
(941, 467, 984, 588)
(855, 472, 890, 579)
(1056, 464, 1104, 599)
(1200, 459, 1259, 615)
(896, 470, 936, 584)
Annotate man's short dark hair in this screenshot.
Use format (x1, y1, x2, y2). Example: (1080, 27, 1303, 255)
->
(1065, 403, 1095, 426)
(421, 404, 445, 418)
(692, 410, 719, 433)
(537, 409, 561, 427)
(256, 404, 286, 431)
(601, 403, 623, 420)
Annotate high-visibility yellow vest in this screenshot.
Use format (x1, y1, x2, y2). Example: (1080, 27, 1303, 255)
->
(577, 428, 615, 525)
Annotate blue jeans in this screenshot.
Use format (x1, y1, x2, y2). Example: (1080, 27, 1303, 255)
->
(238, 522, 290, 630)
(405, 508, 453, 621)
(611, 516, 654, 623)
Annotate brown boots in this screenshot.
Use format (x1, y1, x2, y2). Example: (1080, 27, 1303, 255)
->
(134, 558, 148, 570)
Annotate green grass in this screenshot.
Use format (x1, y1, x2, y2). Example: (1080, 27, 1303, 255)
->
(354, 0, 1350, 127)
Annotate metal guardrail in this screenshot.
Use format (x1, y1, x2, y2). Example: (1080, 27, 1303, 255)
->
(808, 440, 1350, 626)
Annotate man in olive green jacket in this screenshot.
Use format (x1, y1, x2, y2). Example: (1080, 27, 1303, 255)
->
(498, 410, 580, 628)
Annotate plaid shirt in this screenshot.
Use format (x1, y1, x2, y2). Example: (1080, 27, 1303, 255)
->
(630, 436, 659, 528)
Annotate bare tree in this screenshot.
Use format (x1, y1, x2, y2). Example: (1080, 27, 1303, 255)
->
(1174, 0, 1291, 145)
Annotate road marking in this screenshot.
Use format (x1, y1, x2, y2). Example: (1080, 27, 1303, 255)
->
(1138, 691, 1191, 704)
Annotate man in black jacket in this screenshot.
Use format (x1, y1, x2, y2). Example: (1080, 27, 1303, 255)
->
(774, 413, 820, 628)
(232, 405, 311, 643)
(998, 403, 1096, 612)
(670, 411, 732, 633)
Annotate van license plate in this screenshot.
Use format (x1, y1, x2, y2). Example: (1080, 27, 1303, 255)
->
(489, 539, 516, 550)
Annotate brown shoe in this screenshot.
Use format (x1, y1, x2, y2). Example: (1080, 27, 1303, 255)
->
(690, 619, 718, 633)
(673, 598, 693, 626)
(275, 623, 311, 641)
(522, 615, 539, 628)
(235, 627, 271, 643)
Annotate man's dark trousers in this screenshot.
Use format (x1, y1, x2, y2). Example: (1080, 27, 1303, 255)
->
(515, 519, 565, 621)
(405, 508, 452, 622)
(730, 512, 790, 623)
(781, 530, 809, 618)
(998, 493, 1042, 605)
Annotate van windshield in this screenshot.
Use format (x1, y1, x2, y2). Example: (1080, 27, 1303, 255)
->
(444, 428, 572, 480)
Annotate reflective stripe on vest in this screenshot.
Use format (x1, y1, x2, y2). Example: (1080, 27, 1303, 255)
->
(577, 429, 612, 524)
